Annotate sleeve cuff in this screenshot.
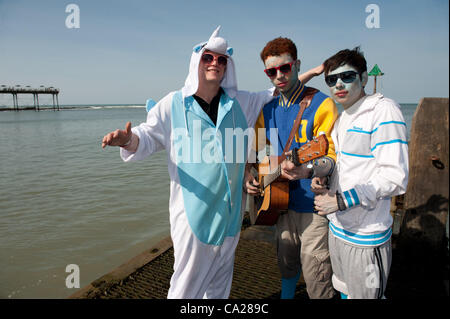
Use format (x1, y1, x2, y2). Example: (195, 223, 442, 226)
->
(342, 188, 361, 209)
(119, 127, 146, 162)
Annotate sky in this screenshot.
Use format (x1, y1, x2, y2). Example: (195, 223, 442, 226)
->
(0, 0, 448, 105)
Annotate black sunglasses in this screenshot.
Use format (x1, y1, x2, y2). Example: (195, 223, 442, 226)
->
(325, 71, 359, 87)
(201, 53, 228, 66)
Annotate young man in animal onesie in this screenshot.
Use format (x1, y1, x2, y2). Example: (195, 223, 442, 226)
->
(313, 47, 409, 299)
(101, 26, 279, 299)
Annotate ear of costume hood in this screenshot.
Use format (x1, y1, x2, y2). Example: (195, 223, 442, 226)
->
(181, 26, 237, 100)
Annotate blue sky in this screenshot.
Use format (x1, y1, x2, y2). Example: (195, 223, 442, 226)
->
(0, 0, 448, 105)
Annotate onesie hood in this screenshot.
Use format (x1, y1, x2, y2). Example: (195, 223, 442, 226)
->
(181, 26, 237, 100)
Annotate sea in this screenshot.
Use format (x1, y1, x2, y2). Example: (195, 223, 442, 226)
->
(0, 102, 418, 299)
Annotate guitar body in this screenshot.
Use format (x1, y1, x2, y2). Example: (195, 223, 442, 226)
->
(253, 134, 329, 226)
(254, 156, 289, 225)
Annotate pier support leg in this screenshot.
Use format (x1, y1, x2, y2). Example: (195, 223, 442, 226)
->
(13, 93, 18, 111)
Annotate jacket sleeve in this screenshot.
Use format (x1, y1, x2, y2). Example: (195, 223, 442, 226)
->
(252, 110, 267, 152)
(120, 92, 173, 162)
(313, 97, 338, 162)
(342, 99, 409, 210)
(236, 88, 275, 128)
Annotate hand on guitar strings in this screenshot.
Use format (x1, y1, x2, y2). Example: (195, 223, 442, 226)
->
(280, 152, 312, 180)
(243, 169, 261, 196)
(314, 191, 338, 216)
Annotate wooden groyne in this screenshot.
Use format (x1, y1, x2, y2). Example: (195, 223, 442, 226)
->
(0, 85, 60, 111)
(389, 97, 449, 297)
(401, 97, 449, 247)
(70, 98, 449, 299)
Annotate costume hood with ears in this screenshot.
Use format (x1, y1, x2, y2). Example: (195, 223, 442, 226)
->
(181, 26, 237, 100)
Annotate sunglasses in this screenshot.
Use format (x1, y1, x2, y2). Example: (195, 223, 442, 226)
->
(325, 71, 359, 87)
(201, 53, 228, 66)
(264, 61, 295, 77)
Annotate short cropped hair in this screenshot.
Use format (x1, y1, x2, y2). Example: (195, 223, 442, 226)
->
(323, 47, 367, 76)
(260, 37, 297, 62)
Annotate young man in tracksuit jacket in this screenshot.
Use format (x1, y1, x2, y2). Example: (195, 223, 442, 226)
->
(313, 47, 409, 299)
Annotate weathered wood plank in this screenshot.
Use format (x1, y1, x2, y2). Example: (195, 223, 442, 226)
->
(402, 97, 449, 247)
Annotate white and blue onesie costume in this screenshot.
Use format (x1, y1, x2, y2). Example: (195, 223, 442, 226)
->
(120, 27, 273, 298)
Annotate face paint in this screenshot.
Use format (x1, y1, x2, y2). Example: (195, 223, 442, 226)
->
(264, 53, 299, 96)
(327, 64, 366, 109)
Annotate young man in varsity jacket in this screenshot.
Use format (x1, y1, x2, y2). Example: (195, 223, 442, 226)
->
(245, 37, 338, 299)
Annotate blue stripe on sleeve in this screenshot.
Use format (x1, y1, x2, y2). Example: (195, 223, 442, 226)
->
(371, 139, 408, 151)
(341, 151, 375, 158)
(372, 121, 407, 134)
(343, 191, 353, 208)
(379, 120, 406, 127)
(349, 188, 360, 206)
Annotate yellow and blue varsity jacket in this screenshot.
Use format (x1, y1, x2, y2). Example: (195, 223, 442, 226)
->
(254, 81, 338, 213)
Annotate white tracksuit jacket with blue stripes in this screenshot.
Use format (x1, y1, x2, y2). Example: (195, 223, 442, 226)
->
(327, 93, 409, 247)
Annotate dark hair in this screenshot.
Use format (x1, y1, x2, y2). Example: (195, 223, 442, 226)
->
(323, 47, 367, 76)
(260, 37, 297, 62)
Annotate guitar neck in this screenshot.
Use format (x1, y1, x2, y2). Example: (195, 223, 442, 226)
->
(291, 136, 329, 165)
(263, 166, 281, 188)
(260, 135, 329, 189)
(263, 150, 311, 188)
(292, 148, 321, 164)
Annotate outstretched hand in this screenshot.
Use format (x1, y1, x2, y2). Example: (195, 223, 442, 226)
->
(102, 121, 132, 149)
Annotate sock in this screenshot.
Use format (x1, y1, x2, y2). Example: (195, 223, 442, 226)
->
(281, 271, 301, 299)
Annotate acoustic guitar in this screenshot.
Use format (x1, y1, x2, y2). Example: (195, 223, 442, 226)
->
(253, 134, 329, 225)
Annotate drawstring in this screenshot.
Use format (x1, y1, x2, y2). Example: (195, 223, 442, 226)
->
(183, 97, 190, 137)
(232, 106, 236, 130)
